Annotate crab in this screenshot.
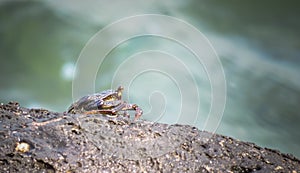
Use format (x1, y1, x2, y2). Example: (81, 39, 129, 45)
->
(67, 86, 143, 120)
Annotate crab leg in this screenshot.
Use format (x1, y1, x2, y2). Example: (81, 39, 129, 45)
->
(121, 103, 143, 120)
(83, 102, 126, 116)
(83, 101, 142, 120)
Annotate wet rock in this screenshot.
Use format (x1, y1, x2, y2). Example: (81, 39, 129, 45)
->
(0, 102, 299, 172)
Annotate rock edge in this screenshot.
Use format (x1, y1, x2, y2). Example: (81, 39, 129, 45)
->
(0, 102, 299, 172)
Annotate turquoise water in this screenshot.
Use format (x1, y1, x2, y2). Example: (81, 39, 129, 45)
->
(0, 1, 299, 158)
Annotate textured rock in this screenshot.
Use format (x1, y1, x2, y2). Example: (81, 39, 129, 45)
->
(0, 102, 299, 172)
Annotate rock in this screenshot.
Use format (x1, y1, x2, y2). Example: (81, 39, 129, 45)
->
(0, 102, 299, 172)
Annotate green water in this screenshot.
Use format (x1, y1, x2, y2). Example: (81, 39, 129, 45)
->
(0, 1, 299, 158)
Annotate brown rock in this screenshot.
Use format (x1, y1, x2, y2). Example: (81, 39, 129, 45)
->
(0, 102, 299, 172)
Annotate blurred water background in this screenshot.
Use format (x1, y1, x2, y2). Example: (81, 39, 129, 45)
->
(0, 1, 299, 158)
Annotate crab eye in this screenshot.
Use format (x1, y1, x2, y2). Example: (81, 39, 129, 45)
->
(117, 92, 122, 98)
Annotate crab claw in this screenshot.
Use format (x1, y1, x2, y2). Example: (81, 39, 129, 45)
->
(132, 104, 143, 120)
(116, 86, 124, 100)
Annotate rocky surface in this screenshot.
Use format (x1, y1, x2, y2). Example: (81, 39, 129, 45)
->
(0, 101, 299, 172)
